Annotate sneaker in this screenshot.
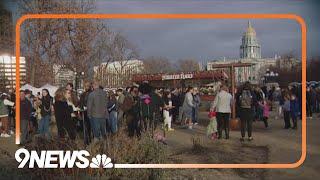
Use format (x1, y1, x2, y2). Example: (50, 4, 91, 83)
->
(194, 123, 199, 125)
(10, 130, 14, 135)
(248, 137, 253, 141)
(188, 125, 193, 129)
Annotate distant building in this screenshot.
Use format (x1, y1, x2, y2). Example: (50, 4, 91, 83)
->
(0, 6, 14, 55)
(53, 64, 75, 87)
(207, 21, 281, 84)
(94, 59, 144, 88)
(0, 56, 26, 90)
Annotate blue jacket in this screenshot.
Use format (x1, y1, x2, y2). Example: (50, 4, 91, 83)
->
(290, 99, 299, 117)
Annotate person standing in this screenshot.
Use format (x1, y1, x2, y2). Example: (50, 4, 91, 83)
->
(79, 82, 92, 144)
(237, 82, 255, 141)
(38, 89, 53, 138)
(177, 88, 185, 124)
(290, 94, 299, 129)
(282, 94, 291, 129)
(260, 100, 269, 128)
(163, 90, 174, 131)
(107, 91, 118, 134)
(66, 83, 80, 107)
(87, 81, 108, 141)
(125, 86, 141, 137)
(182, 87, 195, 129)
(20, 90, 32, 144)
(53, 88, 76, 140)
(211, 85, 233, 139)
(116, 89, 125, 129)
(192, 87, 201, 125)
(306, 87, 313, 118)
(0, 93, 15, 137)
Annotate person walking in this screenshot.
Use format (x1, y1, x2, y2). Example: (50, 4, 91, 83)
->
(182, 87, 195, 129)
(211, 85, 233, 139)
(87, 81, 108, 142)
(237, 82, 255, 141)
(54, 88, 77, 140)
(0, 93, 15, 137)
(20, 90, 32, 144)
(38, 89, 53, 138)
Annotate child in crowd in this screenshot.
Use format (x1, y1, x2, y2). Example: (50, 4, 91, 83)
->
(260, 100, 270, 128)
(207, 111, 217, 140)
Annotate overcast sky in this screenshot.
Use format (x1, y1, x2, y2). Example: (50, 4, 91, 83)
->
(3, 0, 320, 62)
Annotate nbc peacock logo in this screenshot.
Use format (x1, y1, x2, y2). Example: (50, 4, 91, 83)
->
(90, 154, 113, 168)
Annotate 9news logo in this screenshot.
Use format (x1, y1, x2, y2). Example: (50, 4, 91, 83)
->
(15, 148, 113, 169)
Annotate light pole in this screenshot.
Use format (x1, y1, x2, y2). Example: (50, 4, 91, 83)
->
(264, 69, 278, 84)
(75, 71, 85, 90)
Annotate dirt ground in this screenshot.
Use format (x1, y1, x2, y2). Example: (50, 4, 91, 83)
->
(0, 110, 319, 179)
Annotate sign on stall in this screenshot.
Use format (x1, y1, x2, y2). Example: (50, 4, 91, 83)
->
(161, 73, 193, 80)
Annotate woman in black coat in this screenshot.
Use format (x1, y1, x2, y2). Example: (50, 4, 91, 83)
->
(53, 88, 76, 140)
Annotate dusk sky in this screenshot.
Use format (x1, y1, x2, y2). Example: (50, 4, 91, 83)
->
(3, 0, 320, 62)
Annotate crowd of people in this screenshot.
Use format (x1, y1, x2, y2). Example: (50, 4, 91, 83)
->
(0, 80, 319, 145)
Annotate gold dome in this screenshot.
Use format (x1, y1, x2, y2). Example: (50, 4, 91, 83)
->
(245, 21, 256, 36)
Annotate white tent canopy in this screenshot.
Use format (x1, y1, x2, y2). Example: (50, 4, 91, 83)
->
(20, 84, 40, 94)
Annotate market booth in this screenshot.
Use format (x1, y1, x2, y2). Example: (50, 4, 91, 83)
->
(132, 70, 229, 88)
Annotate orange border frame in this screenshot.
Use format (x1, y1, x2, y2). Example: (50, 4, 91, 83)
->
(15, 14, 306, 169)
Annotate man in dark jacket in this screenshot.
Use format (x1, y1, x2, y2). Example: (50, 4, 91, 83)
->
(87, 81, 108, 141)
(79, 82, 92, 145)
(20, 90, 32, 144)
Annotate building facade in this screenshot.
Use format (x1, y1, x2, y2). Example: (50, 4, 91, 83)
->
(0, 56, 26, 90)
(207, 21, 279, 84)
(94, 59, 144, 88)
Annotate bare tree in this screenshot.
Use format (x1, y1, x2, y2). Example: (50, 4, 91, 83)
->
(94, 32, 139, 87)
(177, 58, 200, 72)
(142, 56, 173, 74)
(18, 0, 113, 86)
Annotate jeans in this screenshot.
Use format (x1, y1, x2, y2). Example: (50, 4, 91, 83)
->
(283, 111, 291, 128)
(108, 111, 118, 133)
(240, 108, 253, 138)
(192, 107, 199, 124)
(216, 112, 230, 139)
(21, 119, 29, 144)
(38, 115, 50, 137)
(90, 117, 106, 140)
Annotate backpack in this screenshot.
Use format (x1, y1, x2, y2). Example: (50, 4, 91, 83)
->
(240, 90, 252, 108)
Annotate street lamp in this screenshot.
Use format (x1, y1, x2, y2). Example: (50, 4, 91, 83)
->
(74, 71, 85, 90)
(264, 69, 278, 84)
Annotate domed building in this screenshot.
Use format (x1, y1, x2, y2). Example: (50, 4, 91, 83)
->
(207, 21, 281, 84)
(240, 21, 261, 59)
